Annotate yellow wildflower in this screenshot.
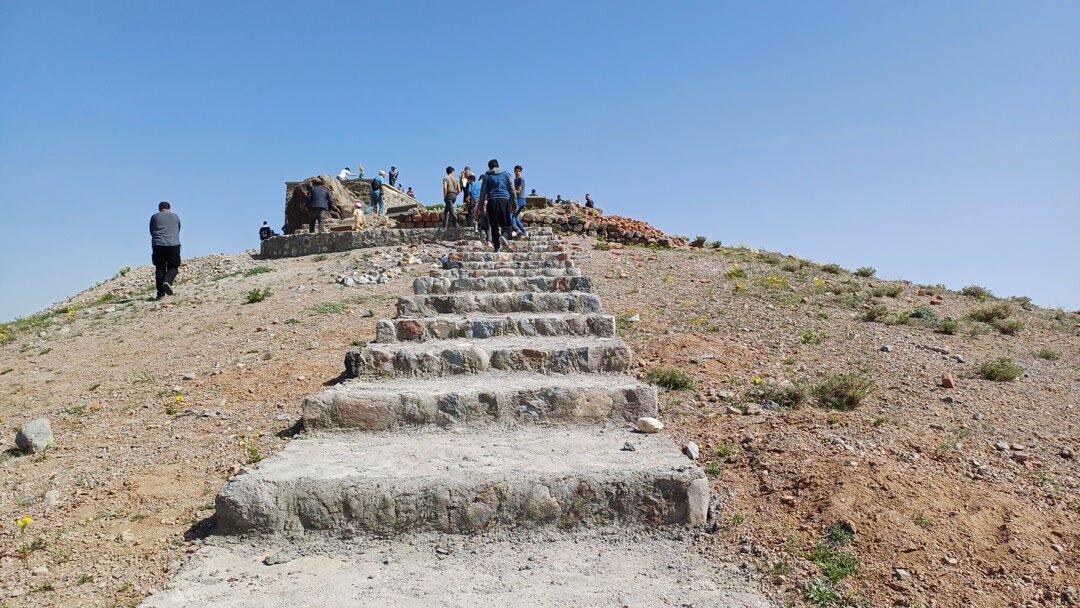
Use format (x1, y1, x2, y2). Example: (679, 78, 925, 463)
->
(17, 516, 33, 531)
(752, 377, 763, 385)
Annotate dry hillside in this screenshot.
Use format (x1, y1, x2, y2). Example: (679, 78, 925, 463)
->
(0, 235, 1076, 607)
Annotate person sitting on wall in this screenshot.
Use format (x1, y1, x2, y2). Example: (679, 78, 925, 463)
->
(338, 166, 358, 181)
(259, 221, 277, 240)
(406, 187, 415, 198)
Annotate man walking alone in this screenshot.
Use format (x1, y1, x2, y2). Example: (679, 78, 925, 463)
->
(149, 201, 182, 300)
(479, 159, 517, 252)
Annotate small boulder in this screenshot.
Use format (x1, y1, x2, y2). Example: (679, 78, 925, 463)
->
(182, 372, 197, 381)
(15, 418, 53, 454)
(636, 417, 664, 433)
(683, 442, 700, 461)
(941, 373, 956, 389)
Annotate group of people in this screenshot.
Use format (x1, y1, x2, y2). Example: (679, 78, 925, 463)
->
(441, 159, 527, 252)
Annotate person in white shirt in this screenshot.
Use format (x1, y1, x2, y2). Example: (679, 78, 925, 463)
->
(338, 167, 357, 181)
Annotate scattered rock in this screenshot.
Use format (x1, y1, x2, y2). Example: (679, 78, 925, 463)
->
(1051, 543, 1064, 554)
(118, 530, 136, 543)
(724, 406, 742, 415)
(1010, 452, 1031, 464)
(780, 495, 796, 506)
(944, 557, 959, 565)
(31, 566, 49, 575)
(1060, 447, 1074, 459)
(716, 390, 736, 400)
(995, 441, 1010, 452)
(627, 314, 640, 323)
(952, 354, 966, 364)
(894, 568, 912, 582)
(743, 404, 764, 415)
(43, 489, 60, 508)
(635, 417, 664, 433)
(182, 372, 197, 381)
(941, 373, 956, 389)
(880, 345, 893, 353)
(15, 418, 53, 454)
(683, 442, 699, 460)
(621, 442, 636, 452)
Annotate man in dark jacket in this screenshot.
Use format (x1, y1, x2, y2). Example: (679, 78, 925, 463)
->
(478, 159, 517, 252)
(149, 201, 182, 300)
(307, 179, 332, 233)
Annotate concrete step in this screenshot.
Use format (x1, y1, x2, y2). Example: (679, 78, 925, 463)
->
(457, 242, 561, 253)
(412, 275, 592, 295)
(141, 531, 774, 608)
(374, 312, 615, 343)
(459, 251, 571, 263)
(458, 260, 576, 270)
(395, 291, 600, 317)
(345, 335, 629, 379)
(303, 371, 654, 430)
(214, 427, 709, 536)
(429, 267, 583, 279)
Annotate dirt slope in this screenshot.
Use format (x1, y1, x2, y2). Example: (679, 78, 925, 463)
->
(0, 236, 1076, 607)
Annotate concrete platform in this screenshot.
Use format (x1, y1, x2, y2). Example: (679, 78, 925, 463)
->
(214, 427, 709, 536)
(303, 371, 656, 429)
(141, 530, 773, 608)
(344, 335, 630, 379)
(374, 312, 615, 343)
(412, 275, 593, 295)
(396, 291, 600, 317)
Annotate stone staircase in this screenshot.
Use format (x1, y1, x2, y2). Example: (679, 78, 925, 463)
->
(142, 228, 773, 607)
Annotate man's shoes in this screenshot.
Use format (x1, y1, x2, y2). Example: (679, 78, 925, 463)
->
(162, 282, 173, 296)
(499, 235, 513, 251)
(155, 293, 165, 301)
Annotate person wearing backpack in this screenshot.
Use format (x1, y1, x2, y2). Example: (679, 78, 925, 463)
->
(371, 171, 386, 215)
(478, 158, 517, 252)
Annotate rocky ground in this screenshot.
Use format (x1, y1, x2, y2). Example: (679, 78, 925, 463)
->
(0, 235, 1076, 607)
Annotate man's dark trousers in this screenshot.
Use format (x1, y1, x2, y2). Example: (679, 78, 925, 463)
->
(152, 245, 181, 297)
(486, 198, 513, 251)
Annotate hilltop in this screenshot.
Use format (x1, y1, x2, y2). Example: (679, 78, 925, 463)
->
(0, 231, 1077, 607)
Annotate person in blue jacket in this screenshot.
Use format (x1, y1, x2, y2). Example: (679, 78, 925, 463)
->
(478, 159, 517, 252)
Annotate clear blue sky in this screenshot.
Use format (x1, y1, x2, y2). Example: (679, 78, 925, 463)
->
(1, 1, 1077, 321)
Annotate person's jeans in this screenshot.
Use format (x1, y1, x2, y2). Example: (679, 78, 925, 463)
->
(151, 245, 181, 297)
(487, 198, 513, 251)
(308, 208, 327, 233)
(371, 191, 384, 215)
(443, 192, 460, 228)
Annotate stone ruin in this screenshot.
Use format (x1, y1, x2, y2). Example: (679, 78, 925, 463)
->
(283, 176, 421, 234)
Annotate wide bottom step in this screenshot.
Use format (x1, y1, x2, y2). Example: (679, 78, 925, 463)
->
(215, 427, 708, 536)
(142, 531, 772, 608)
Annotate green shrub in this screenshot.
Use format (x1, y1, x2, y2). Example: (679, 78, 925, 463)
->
(1035, 348, 1061, 361)
(726, 266, 746, 279)
(310, 302, 347, 315)
(311, 254, 328, 262)
(854, 266, 876, 278)
(245, 288, 271, 304)
(244, 266, 273, 277)
(812, 373, 875, 411)
(979, 357, 1023, 382)
(709, 240, 723, 249)
(805, 580, 842, 607)
(644, 367, 695, 391)
(909, 305, 940, 326)
(960, 285, 994, 300)
(756, 382, 808, 409)
(992, 318, 1024, 335)
(936, 318, 959, 335)
(861, 304, 888, 322)
(871, 285, 902, 298)
(809, 543, 859, 582)
(820, 263, 844, 274)
(593, 241, 612, 251)
(968, 303, 1014, 323)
